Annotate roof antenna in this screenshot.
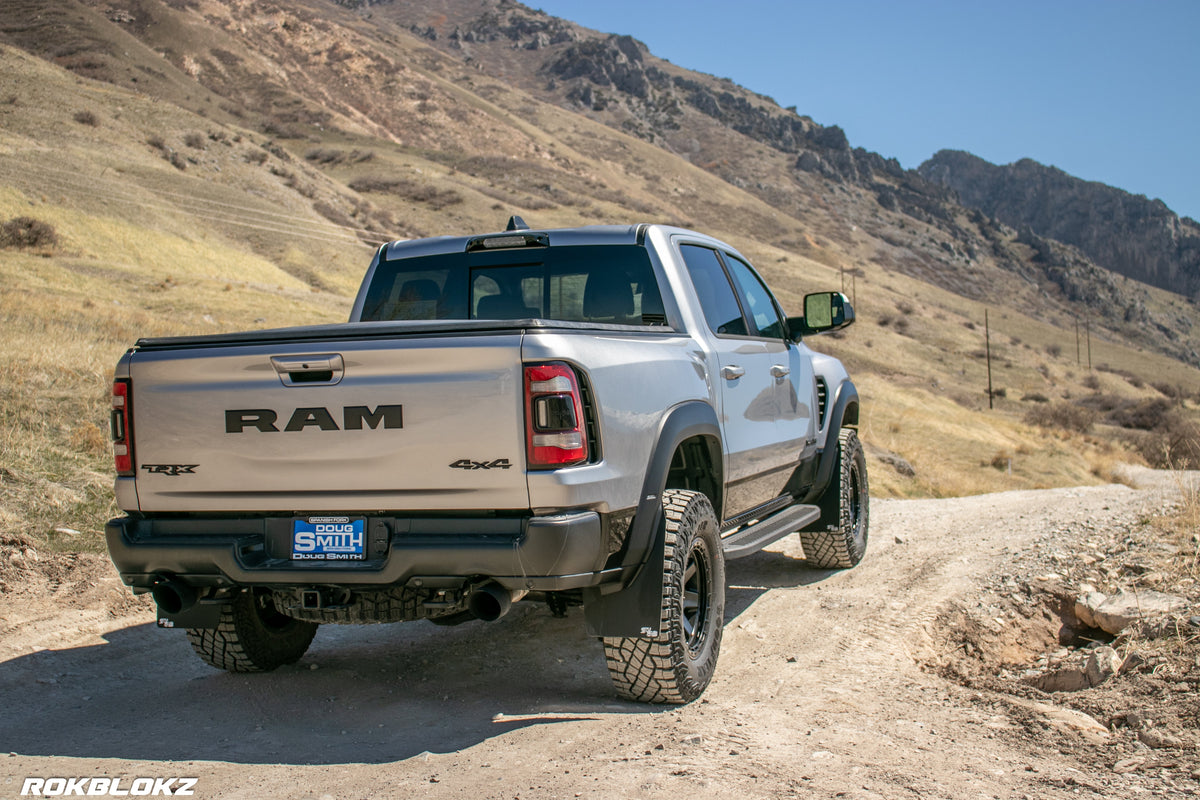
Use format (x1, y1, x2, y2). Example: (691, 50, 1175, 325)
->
(506, 215, 530, 231)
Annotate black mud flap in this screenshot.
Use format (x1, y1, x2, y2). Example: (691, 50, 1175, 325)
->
(582, 513, 666, 638)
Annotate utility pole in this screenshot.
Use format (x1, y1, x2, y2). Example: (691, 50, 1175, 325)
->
(985, 308, 994, 410)
(1086, 318, 1092, 370)
(1080, 319, 1089, 369)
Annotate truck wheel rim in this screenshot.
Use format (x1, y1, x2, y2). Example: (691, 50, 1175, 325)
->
(848, 458, 864, 539)
(681, 540, 711, 653)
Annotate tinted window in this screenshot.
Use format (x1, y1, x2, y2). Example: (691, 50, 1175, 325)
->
(360, 245, 665, 325)
(723, 255, 786, 339)
(680, 244, 747, 336)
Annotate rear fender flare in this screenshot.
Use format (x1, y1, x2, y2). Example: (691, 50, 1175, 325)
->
(583, 401, 721, 637)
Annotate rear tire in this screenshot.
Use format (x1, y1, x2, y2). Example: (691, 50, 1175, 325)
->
(187, 589, 318, 672)
(800, 427, 869, 568)
(603, 489, 725, 704)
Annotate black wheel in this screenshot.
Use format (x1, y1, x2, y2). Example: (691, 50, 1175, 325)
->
(603, 489, 725, 704)
(187, 589, 318, 672)
(800, 427, 869, 569)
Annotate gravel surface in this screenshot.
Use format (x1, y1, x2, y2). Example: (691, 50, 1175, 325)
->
(0, 470, 1196, 799)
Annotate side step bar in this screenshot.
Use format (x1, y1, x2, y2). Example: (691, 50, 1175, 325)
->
(720, 504, 821, 560)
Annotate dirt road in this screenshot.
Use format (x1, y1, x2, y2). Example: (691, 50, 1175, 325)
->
(1, 472, 1195, 799)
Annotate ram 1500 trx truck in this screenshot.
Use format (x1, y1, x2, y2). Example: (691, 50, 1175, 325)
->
(106, 219, 868, 704)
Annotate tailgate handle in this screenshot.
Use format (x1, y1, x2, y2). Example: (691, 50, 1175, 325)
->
(271, 354, 344, 386)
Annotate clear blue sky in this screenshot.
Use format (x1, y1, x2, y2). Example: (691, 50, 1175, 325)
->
(532, 0, 1200, 221)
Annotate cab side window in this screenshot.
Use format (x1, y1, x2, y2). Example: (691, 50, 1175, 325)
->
(723, 255, 786, 340)
(680, 244, 747, 336)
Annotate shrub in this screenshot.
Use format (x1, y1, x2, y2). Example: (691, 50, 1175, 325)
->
(1046, 343, 1063, 358)
(1152, 382, 1184, 400)
(184, 132, 206, 149)
(1082, 373, 1101, 391)
(347, 177, 463, 209)
(1109, 398, 1172, 431)
(73, 110, 99, 126)
(0, 217, 59, 249)
(1022, 393, 1049, 403)
(1024, 401, 1097, 434)
(1132, 412, 1200, 468)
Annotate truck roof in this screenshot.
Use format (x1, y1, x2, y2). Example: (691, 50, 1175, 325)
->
(379, 223, 733, 261)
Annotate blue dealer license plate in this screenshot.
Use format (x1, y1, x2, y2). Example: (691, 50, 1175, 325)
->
(292, 517, 366, 561)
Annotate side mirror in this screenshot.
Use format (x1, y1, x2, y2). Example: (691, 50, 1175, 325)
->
(788, 292, 855, 339)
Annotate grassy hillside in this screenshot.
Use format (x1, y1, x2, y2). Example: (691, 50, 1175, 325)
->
(0, 2, 1197, 562)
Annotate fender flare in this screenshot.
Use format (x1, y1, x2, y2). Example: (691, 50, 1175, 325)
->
(583, 400, 722, 637)
(801, 379, 859, 506)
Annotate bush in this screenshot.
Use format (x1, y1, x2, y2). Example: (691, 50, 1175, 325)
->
(347, 177, 463, 209)
(1152, 382, 1184, 400)
(1046, 343, 1063, 358)
(0, 217, 59, 249)
(1082, 373, 1101, 391)
(73, 110, 99, 126)
(1024, 401, 1097, 434)
(1022, 393, 1049, 403)
(1132, 412, 1200, 468)
(1109, 398, 1173, 431)
(184, 132, 206, 150)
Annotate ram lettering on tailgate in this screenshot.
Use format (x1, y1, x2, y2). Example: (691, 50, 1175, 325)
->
(225, 405, 403, 433)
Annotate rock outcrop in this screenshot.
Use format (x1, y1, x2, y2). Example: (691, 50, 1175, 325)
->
(919, 150, 1200, 300)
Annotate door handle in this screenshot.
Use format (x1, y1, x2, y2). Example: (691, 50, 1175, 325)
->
(721, 365, 745, 380)
(770, 365, 790, 378)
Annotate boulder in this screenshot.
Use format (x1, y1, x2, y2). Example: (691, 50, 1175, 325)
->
(1075, 590, 1188, 635)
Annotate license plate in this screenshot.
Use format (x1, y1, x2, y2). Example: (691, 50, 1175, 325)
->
(292, 517, 366, 561)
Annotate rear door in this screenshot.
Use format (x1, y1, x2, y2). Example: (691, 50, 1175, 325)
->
(679, 244, 801, 517)
(128, 332, 529, 513)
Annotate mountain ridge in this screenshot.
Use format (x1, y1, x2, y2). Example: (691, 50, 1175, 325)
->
(919, 149, 1200, 302)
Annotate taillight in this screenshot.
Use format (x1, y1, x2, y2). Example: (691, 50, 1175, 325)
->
(524, 362, 588, 468)
(111, 379, 134, 477)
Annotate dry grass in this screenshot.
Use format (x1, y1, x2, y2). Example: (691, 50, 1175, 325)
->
(1, 24, 1199, 567)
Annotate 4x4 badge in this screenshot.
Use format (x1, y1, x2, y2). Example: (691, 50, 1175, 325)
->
(449, 458, 512, 470)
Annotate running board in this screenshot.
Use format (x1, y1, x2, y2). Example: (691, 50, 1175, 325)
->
(720, 504, 821, 560)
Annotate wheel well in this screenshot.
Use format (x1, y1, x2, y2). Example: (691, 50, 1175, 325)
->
(841, 400, 859, 427)
(664, 435, 723, 519)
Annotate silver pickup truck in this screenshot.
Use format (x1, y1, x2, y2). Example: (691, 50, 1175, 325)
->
(106, 219, 867, 704)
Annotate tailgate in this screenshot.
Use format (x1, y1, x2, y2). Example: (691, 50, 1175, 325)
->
(126, 334, 528, 512)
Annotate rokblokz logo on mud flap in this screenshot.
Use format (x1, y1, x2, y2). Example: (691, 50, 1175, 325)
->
(21, 777, 197, 796)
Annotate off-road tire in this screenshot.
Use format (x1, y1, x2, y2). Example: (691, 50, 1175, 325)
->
(187, 589, 318, 672)
(603, 489, 725, 704)
(800, 427, 869, 569)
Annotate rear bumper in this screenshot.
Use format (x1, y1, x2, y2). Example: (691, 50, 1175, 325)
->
(105, 511, 621, 593)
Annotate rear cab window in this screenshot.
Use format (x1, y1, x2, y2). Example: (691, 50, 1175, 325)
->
(360, 244, 667, 326)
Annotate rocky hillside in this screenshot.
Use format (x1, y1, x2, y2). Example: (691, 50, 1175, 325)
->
(360, 0, 1199, 365)
(919, 150, 1200, 301)
(3, 0, 1200, 553)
